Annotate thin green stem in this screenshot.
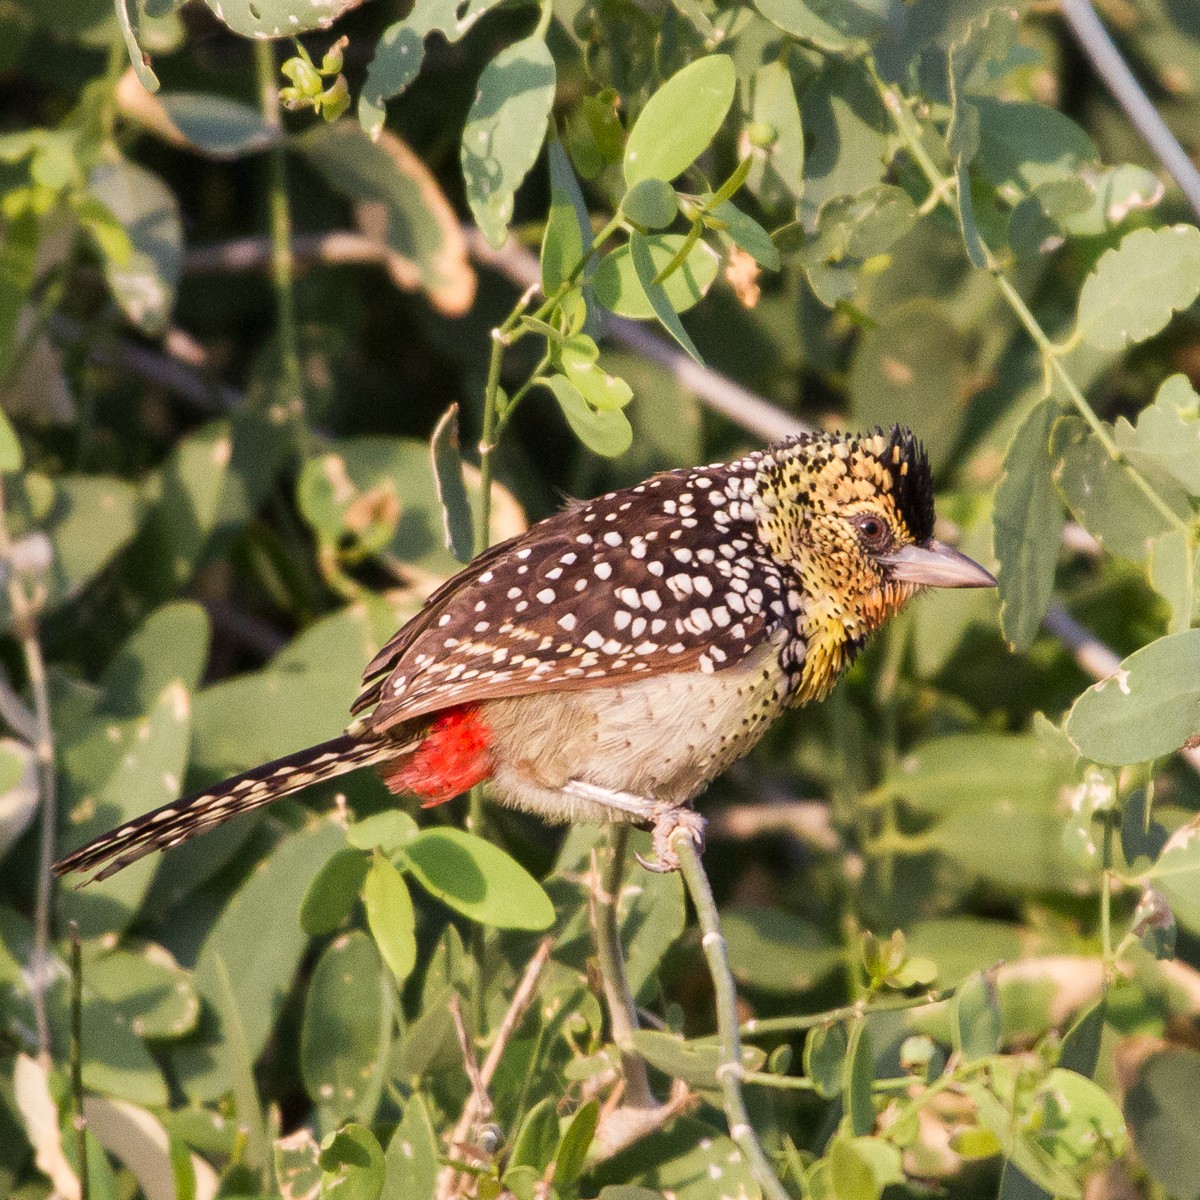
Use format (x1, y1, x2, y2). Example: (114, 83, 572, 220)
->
(672, 831, 791, 1200)
(69, 921, 88, 1200)
(594, 826, 654, 1107)
(741, 985, 958, 1038)
(1100, 814, 1115, 973)
(869, 57, 1192, 541)
(254, 41, 304, 425)
(0, 478, 58, 1065)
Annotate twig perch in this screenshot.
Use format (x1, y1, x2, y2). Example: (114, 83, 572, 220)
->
(671, 830, 792, 1200)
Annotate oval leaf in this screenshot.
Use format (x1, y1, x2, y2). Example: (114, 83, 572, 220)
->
(461, 36, 557, 249)
(624, 55, 735, 187)
(363, 856, 418, 982)
(1065, 629, 1200, 765)
(401, 827, 555, 930)
(592, 233, 719, 320)
(1075, 224, 1200, 352)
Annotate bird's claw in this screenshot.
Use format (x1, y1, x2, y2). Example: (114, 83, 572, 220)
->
(634, 808, 706, 873)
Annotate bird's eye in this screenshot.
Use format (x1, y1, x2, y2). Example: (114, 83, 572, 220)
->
(855, 514, 891, 549)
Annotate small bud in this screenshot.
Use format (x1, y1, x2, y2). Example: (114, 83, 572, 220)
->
(281, 55, 322, 98)
(746, 121, 777, 149)
(899, 1034, 935, 1074)
(319, 76, 350, 123)
(321, 35, 348, 76)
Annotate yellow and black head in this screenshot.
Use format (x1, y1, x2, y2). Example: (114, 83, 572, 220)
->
(753, 427, 994, 696)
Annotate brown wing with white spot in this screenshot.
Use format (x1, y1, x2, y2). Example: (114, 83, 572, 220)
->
(356, 462, 791, 735)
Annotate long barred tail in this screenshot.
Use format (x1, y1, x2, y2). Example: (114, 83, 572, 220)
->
(54, 734, 406, 885)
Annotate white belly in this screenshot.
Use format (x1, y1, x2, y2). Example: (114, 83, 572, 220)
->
(480, 640, 788, 823)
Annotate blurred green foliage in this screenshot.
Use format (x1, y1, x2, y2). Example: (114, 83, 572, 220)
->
(2, 0, 1200, 1197)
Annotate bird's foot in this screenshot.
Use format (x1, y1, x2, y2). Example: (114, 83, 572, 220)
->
(635, 807, 706, 874)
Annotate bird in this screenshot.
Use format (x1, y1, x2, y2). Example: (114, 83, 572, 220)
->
(54, 426, 995, 884)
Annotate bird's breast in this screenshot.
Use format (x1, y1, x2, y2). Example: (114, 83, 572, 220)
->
(479, 640, 789, 822)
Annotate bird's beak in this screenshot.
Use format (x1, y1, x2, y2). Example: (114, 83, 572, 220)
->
(879, 540, 998, 589)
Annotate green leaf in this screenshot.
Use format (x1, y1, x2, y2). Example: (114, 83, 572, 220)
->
(3, 473, 140, 622)
(799, 61, 890, 231)
(1125, 1048, 1200, 1199)
(1147, 824, 1200, 933)
(201, 0, 360, 37)
(275, 1129, 323, 1200)
(58, 683, 192, 938)
(0, 410, 21, 471)
(384, 1095, 439, 1200)
(297, 122, 473, 316)
(752, 0, 883, 51)
(1065, 628, 1200, 765)
(929, 802, 1089, 893)
(1149, 529, 1194, 635)
(83, 940, 200, 1041)
(560, 337, 634, 411)
(905, 918, 1023, 988)
(98, 601, 209, 717)
(430, 404, 473, 563)
(592, 1117, 759, 1199)
(1059, 999, 1105, 1079)
(363, 856, 418, 982)
(592, 233, 719, 320)
(86, 159, 181, 335)
(541, 138, 591, 295)
(172, 820, 345, 1102)
(320, 1124, 386, 1200)
(630, 1030, 764, 1088)
(722, 906, 841, 992)
(1049, 415, 1183, 564)
(156, 93, 277, 159)
(849, 298, 968, 473)
(1075, 225, 1200, 353)
(543, 374, 634, 458)
(972, 98, 1098, 202)
(510, 1097, 559, 1173)
(346, 810, 418, 854)
(358, 0, 507, 137)
(886, 733, 1069, 816)
(844, 1018, 875, 1136)
(45, 982, 168, 1106)
(954, 972, 1001, 1060)
(300, 848, 369, 937)
(994, 400, 1064, 650)
(401, 827, 555, 930)
(706, 201, 779, 270)
(301, 931, 391, 1123)
(555, 1100, 599, 1187)
(946, 10, 1021, 267)
(624, 55, 735, 187)
(461, 36, 556, 249)
(1032, 1068, 1126, 1173)
(628, 230, 704, 363)
(828, 1136, 901, 1200)
(622, 178, 679, 229)
(745, 60, 803, 209)
(803, 1022, 847, 1098)
(1115, 374, 1200, 497)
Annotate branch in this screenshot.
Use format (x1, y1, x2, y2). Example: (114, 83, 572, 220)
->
(671, 830, 792, 1200)
(1060, 0, 1200, 221)
(436, 936, 553, 1200)
(589, 827, 654, 1108)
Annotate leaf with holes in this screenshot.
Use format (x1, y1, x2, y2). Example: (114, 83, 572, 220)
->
(461, 36, 556, 249)
(1075, 225, 1200, 352)
(1066, 628, 1200, 765)
(86, 159, 181, 335)
(301, 931, 391, 1123)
